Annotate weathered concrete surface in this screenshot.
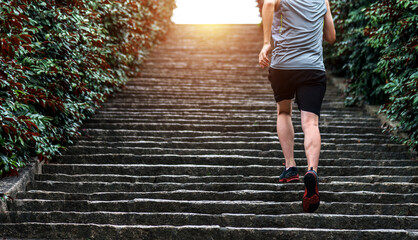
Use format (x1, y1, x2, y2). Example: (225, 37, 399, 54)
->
(0, 158, 41, 213)
(1, 24, 417, 239)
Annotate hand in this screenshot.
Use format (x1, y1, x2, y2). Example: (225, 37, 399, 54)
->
(259, 44, 271, 69)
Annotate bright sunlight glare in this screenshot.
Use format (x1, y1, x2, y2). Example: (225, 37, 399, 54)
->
(172, 0, 261, 24)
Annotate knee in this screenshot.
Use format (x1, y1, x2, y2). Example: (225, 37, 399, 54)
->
(302, 118, 319, 132)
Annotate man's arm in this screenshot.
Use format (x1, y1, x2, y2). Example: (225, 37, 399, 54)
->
(323, 0, 336, 44)
(259, 0, 278, 69)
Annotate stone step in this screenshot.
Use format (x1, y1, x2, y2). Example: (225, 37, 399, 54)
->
(34, 173, 418, 184)
(41, 164, 418, 177)
(64, 141, 408, 153)
(144, 56, 262, 62)
(27, 180, 417, 194)
(123, 86, 329, 97)
(130, 74, 269, 81)
(99, 103, 345, 111)
(141, 63, 265, 69)
(104, 101, 346, 110)
(108, 91, 344, 100)
(138, 68, 266, 74)
(93, 102, 358, 110)
(8, 199, 418, 216)
(91, 113, 377, 122)
(102, 94, 338, 102)
(78, 118, 380, 127)
(54, 154, 414, 167)
(153, 48, 261, 53)
(79, 129, 392, 140)
(156, 43, 263, 49)
(103, 96, 342, 104)
(2, 211, 417, 230)
(143, 57, 261, 63)
(62, 147, 410, 159)
(75, 136, 394, 145)
(93, 108, 369, 117)
(105, 87, 333, 95)
(120, 84, 342, 96)
(113, 92, 343, 101)
(2, 223, 415, 240)
(89, 116, 374, 124)
(93, 103, 365, 112)
(17, 190, 418, 204)
(109, 88, 274, 94)
(106, 89, 271, 95)
(84, 119, 381, 128)
(94, 102, 368, 114)
(152, 48, 261, 54)
(80, 123, 384, 135)
(141, 71, 267, 77)
(119, 87, 339, 97)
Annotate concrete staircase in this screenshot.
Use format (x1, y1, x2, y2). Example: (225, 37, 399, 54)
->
(1, 25, 417, 239)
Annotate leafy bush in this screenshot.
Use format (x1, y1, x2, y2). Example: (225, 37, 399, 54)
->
(0, 0, 175, 176)
(324, 0, 387, 106)
(326, 0, 417, 150)
(364, 1, 417, 150)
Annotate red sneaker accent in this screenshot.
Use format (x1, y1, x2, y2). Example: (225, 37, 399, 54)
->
(279, 174, 300, 183)
(302, 171, 320, 213)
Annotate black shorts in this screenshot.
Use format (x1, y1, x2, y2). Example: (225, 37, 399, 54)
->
(268, 68, 327, 117)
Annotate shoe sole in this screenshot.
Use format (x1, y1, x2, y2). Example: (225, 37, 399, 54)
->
(279, 175, 300, 183)
(303, 173, 320, 213)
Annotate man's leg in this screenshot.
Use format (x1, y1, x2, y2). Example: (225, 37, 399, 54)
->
(277, 99, 296, 168)
(300, 110, 321, 172)
(300, 110, 321, 213)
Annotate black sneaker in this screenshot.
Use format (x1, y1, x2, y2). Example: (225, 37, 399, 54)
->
(302, 168, 320, 213)
(279, 166, 300, 183)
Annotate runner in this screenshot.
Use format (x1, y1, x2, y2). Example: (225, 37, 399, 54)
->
(258, 0, 336, 213)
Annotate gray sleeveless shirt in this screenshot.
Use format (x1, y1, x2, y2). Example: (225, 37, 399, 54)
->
(271, 0, 327, 71)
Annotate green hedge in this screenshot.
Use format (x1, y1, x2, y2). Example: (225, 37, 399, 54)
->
(0, 0, 176, 176)
(256, 0, 417, 151)
(326, 0, 417, 151)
